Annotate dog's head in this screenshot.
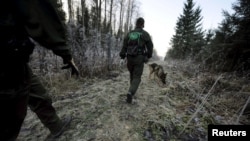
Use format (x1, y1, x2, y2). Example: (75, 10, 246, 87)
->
(159, 72, 167, 84)
(148, 63, 158, 69)
(156, 67, 167, 84)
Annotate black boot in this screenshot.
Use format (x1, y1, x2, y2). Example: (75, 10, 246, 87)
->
(46, 115, 72, 140)
(126, 92, 132, 104)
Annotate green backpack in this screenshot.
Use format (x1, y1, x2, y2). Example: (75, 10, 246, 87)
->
(127, 31, 142, 56)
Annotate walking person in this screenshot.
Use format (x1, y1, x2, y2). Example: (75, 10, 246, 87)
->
(119, 17, 154, 103)
(0, 0, 79, 140)
(28, 73, 73, 139)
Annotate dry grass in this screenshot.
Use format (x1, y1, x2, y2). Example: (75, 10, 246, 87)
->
(17, 59, 250, 141)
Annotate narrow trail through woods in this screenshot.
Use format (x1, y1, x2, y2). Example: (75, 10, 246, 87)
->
(17, 60, 249, 141)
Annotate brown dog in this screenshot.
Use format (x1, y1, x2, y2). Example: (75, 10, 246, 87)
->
(148, 63, 167, 86)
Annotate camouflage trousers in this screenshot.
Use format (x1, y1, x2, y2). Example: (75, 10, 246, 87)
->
(126, 55, 145, 96)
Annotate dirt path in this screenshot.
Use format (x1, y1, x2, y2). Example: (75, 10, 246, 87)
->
(17, 60, 249, 141)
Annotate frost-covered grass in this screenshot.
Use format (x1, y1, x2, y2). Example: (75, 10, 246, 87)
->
(17, 59, 250, 141)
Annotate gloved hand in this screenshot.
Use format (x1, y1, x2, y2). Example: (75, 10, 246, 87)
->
(119, 58, 126, 66)
(119, 53, 126, 59)
(61, 59, 79, 76)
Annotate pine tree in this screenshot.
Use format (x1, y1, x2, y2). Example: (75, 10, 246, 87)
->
(228, 0, 250, 70)
(168, 0, 205, 59)
(207, 0, 250, 71)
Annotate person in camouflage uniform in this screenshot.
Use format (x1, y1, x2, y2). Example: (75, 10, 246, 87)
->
(0, 0, 79, 140)
(119, 17, 154, 103)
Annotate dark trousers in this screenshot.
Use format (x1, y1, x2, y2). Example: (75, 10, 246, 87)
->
(127, 55, 145, 95)
(0, 65, 62, 140)
(0, 95, 29, 141)
(0, 84, 30, 141)
(28, 74, 62, 134)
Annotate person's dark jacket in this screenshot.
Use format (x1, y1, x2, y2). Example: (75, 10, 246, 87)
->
(0, 0, 75, 88)
(119, 27, 153, 59)
(0, 0, 72, 63)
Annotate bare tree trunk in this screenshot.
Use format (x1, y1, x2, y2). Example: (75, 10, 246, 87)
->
(109, 0, 113, 31)
(124, 0, 131, 35)
(98, 0, 102, 32)
(118, 0, 125, 37)
(104, 0, 107, 29)
(129, 0, 136, 30)
(113, 8, 117, 33)
(68, 0, 74, 24)
(92, 0, 98, 29)
(81, 0, 85, 38)
(107, 0, 114, 71)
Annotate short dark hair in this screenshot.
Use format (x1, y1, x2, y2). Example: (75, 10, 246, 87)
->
(136, 17, 144, 27)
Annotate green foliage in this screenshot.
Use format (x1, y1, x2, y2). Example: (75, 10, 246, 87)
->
(167, 0, 205, 59)
(167, 0, 250, 72)
(201, 0, 250, 72)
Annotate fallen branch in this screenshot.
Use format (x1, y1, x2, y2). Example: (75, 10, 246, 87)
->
(179, 74, 223, 136)
(236, 96, 250, 124)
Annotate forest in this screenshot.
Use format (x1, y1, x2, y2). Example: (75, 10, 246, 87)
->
(30, 0, 250, 77)
(31, 0, 160, 77)
(166, 0, 250, 73)
(17, 0, 250, 140)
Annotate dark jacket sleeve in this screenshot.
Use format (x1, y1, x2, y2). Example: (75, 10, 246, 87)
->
(17, 0, 72, 63)
(119, 34, 129, 59)
(143, 30, 153, 58)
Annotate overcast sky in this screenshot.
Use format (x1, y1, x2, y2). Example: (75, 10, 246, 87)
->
(140, 0, 236, 58)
